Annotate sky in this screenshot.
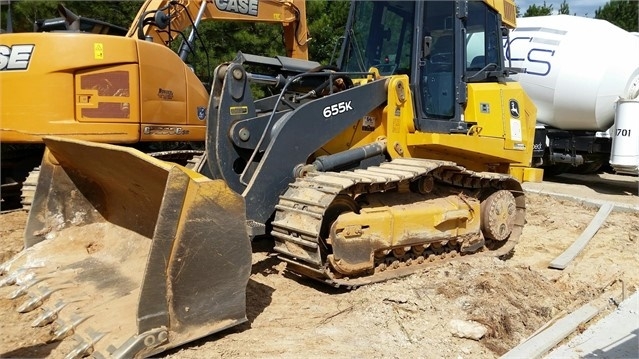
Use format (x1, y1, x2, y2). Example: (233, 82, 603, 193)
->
(516, 0, 610, 17)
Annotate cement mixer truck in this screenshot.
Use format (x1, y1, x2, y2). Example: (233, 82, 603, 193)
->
(505, 15, 639, 175)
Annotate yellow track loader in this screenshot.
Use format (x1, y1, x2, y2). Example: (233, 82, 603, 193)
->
(0, 0, 309, 209)
(0, 0, 542, 357)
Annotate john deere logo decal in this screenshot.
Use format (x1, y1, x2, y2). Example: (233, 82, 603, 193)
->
(509, 99, 520, 118)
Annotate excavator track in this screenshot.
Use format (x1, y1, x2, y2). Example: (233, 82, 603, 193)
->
(20, 166, 40, 210)
(272, 158, 525, 288)
(147, 149, 204, 166)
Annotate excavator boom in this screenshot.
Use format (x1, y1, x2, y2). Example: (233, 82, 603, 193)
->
(127, 0, 309, 59)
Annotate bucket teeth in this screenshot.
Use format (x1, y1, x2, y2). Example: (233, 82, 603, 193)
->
(0, 273, 18, 287)
(64, 329, 107, 359)
(0, 269, 23, 287)
(0, 138, 253, 358)
(0, 264, 7, 276)
(7, 276, 47, 299)
(108, 327, 169, 358)
(8, 285, 30, 299)
(51, 314, 91, 342)
(17, 286, 57, 313)
(64, 335, 94, 359)
(0, 250, 27, 276)
(0, 262, 9, 276)
(0, 266, 39, 288)
(31, 300, 69, 327)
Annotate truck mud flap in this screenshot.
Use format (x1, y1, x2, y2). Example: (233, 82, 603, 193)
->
(0, 137, 251, 358)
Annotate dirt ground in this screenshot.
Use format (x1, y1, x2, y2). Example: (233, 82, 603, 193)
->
(0, 174, 637, 359)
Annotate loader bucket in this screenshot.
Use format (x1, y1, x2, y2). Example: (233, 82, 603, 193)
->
(0, 137, 251, 358)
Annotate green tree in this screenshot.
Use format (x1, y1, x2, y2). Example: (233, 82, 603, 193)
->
(184, 20, 288, 83)
(595, 0, 638, 32)
(4, 1, 58, 32)
(306, 0, 349, 65)
(2, 1, 351, 64)
(64, 2, 140, 28)
(178, 0, 350, 74)
(4, 1, 139, 32)
(523, 1, 554, 17)
(0, 0, 353, 86)
(558, 0, 570, 14)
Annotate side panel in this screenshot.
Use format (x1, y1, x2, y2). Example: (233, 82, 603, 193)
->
(0, 33, 141, 143)
(137, 41, 207, 142)
(465, 82, 536, 155)
(383, 77, 536, 172)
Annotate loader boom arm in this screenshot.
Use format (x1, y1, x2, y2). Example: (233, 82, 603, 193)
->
(208, 60, 389, 228)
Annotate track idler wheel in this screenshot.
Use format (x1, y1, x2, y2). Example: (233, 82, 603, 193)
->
(480, 190, 516, 241)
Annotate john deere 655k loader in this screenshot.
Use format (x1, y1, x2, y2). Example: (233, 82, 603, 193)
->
(0, 1, 541, 357)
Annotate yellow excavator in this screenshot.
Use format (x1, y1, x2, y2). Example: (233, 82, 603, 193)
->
(0, 0, 309, 209)
(0, 0, 542, 357)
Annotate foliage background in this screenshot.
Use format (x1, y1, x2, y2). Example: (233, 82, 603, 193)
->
(519, 0, 638, 31)
(0, 0, 350, 68)
(0, 0, 636, 74)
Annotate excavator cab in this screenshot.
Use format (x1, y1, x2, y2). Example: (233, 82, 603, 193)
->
(34, 4, 128, 35)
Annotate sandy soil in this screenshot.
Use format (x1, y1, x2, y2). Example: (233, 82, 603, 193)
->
(0, 182, 637, 358)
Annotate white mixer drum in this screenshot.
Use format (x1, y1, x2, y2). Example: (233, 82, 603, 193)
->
(506, 15, 639, 131)
(610, 99, 639, 174)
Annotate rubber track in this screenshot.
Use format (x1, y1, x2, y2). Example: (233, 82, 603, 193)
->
(271, 158, 525, 288)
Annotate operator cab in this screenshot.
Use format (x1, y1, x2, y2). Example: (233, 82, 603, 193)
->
(35, 4, 128, 35)
(340, 0, 509, 134)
